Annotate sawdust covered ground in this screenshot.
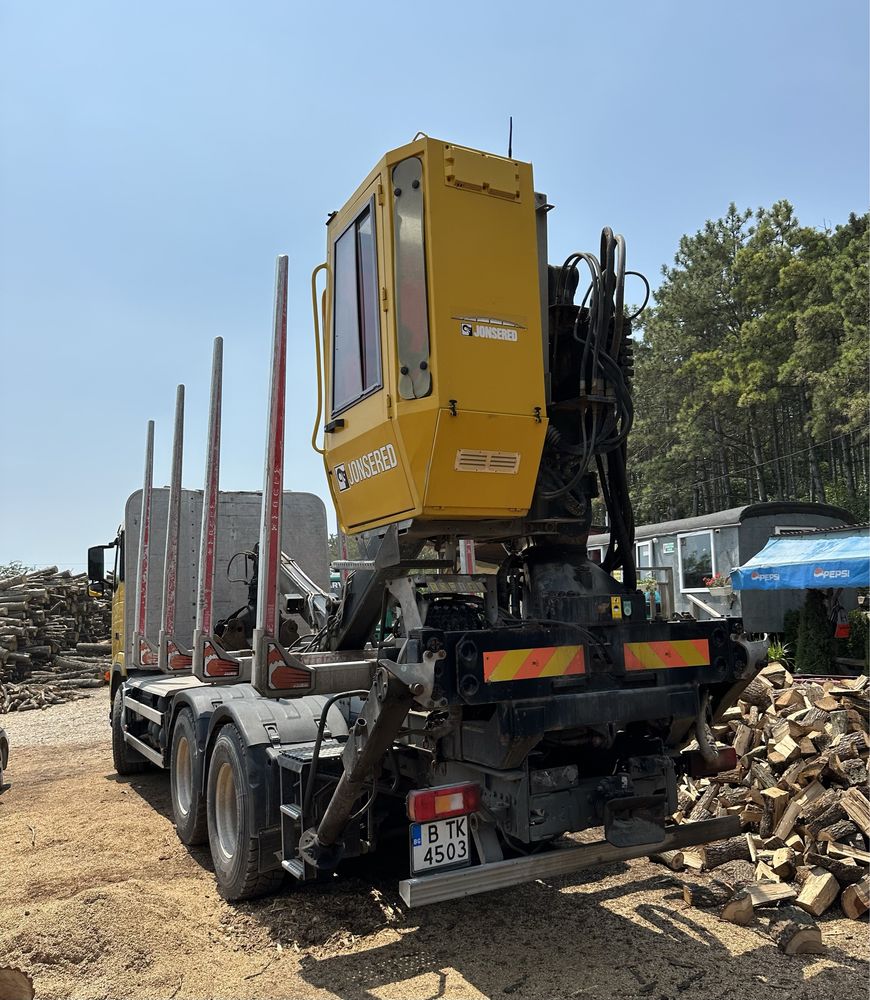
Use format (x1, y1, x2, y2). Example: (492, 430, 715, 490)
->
(0, 694, 866, 1000)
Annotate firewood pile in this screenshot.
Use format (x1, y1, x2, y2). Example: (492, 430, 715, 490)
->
(658, 662, 870, 954)
(0, 567, 111, 712)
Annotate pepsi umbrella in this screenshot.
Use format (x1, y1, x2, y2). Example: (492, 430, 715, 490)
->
(732, 528, 870, 591)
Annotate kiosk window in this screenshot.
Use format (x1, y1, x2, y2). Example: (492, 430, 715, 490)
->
(678, 531, 715, 591)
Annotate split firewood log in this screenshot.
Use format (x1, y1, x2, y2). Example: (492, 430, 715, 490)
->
(720, 887, 754, 925)
(650, 850, 684, 871)
(766, 906, 825, 955)
(841, 875, 870, 919)
(698, 836, 751, 870)
(804, 851, 865, 887)
(681, 879, 734, 909)
(796, 870, 840, 917)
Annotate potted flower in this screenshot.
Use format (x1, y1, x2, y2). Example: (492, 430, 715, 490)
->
(704, 573, 732, 598)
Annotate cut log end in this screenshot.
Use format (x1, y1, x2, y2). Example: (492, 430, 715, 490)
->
(767, 905, 825, 955)
(720, 887, 754, 926)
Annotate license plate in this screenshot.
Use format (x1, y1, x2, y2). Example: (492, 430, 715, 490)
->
(410, 816, 471, 874)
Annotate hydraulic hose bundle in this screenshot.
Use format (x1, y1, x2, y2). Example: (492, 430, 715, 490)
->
(542, 228, 650, 591)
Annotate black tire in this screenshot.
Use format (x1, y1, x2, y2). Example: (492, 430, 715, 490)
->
(170, 709, 208, 845)
(206, 724, 283, 901)
(111, 686, 148, 775)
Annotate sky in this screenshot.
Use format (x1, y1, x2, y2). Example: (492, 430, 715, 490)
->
(1, 1, 867, 571)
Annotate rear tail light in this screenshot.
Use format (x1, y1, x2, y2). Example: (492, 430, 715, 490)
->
(683, 746, 738, 778)
(407, 782, 481, 822)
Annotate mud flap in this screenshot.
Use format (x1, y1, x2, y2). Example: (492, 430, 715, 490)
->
(603, 793, 667, 848)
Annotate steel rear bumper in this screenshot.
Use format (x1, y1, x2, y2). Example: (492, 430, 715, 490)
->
(399, 815, 739, 908)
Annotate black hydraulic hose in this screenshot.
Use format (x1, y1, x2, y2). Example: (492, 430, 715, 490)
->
(594, 228, 615, 381)
(612, 234, 626, 357)
(302, 689, 371, 819)
(596, 453, 619, 570)
(625, 270, 651, 320)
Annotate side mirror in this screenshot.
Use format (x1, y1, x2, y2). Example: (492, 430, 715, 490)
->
(87, 545, 107, 594)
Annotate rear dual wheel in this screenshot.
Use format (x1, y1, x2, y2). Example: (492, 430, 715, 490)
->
(170, 709, 207, 845)
(206, 724, 284, 901)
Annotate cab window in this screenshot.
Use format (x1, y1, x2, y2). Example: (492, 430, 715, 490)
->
(332, 199, 381, 414)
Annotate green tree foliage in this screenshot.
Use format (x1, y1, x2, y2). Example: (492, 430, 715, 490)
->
(839, 608, 869, 664)
(630, 206, 868, 523)
(327, 533, 365, 562)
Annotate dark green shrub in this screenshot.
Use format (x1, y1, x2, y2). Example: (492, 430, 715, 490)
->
(846, 609, 869, 662)
(782, 609, 801, 655)
(795, 591, 836, 674)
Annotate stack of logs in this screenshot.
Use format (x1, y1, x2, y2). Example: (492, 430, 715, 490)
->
(656, 663, 869, 955)
(0, 567, 111, 712)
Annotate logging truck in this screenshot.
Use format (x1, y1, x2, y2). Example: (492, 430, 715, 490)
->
(88, 136, 767, 906)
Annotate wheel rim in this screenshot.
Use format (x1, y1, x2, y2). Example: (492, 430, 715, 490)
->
(214, 761, 239, 861)
(175, 734, 193, 817)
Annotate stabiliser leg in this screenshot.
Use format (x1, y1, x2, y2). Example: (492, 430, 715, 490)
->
(298, 667, 417, 869)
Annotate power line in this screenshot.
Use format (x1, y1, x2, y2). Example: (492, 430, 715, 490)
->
(633, 431, 861, 499)
(689, 432, 855, 492)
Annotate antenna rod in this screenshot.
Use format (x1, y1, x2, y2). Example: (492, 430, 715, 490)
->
(508, 116, 513, 159)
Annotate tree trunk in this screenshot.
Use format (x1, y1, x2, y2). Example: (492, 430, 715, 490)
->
(799, 392, 826, 502)
(712, 412, 732, 507)
(841, 435, 856, 501)
(771, 415, 784, 499)
(748, 411, 768, 501)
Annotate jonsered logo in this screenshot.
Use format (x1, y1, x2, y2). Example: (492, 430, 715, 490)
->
(334, 444, 398, 493)
(813, 566, 850, 580)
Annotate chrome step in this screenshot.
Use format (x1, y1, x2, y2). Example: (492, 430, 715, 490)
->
(282, 858, 305, 879)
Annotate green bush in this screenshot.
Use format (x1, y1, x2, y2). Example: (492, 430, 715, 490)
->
(846, 609, 869, 662)
(782, 609, 801, 656)
(795, 591, 836, 674)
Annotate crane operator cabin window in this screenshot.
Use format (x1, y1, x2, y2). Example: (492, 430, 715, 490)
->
(332, 200, 382, 414)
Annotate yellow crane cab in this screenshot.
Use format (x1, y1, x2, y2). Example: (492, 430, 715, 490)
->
(316, 136, 549, 539)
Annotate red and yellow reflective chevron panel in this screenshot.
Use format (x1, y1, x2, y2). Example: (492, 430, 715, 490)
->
(202, 641, 239, 678)
(267, 644, 311, 690)
(624, 639, 710, 671)
(483, 645, 586, 682)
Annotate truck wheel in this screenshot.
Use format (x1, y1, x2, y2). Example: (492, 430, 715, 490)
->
(111, 686, 147, 776)
(170, 709, 207, 845)
(206, 724, 283, 901)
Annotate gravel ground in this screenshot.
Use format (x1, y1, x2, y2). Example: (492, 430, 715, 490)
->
(1, 690, 109, 747)
(0, 695, 866, 1000)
